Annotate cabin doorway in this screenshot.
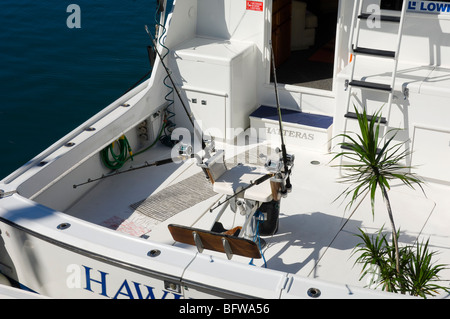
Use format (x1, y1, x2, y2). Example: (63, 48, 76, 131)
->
(272, 0, 338, 91)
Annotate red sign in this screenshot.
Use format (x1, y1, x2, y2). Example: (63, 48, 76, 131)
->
(246, 1, 263, 11)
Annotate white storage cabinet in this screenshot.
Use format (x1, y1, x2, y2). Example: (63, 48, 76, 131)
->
(170, 37, 257, 140)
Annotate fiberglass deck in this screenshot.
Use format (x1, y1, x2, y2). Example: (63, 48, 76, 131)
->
(65, 139, 450, 293)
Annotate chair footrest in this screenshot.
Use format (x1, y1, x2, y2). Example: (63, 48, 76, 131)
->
(168, 224, 261, 259)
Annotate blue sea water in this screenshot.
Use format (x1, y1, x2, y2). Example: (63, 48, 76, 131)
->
(0, 0, 161, 179)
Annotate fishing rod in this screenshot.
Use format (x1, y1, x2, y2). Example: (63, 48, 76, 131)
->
(144, 25, 206, 150)
(73, 153, 191, 189)
(269, 41, 292, 194)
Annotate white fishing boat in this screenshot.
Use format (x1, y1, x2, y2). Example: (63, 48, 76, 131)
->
(1, 0, 450, 299)
(0, 273, 47, 299)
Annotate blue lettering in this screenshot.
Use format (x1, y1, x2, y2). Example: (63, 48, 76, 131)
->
(83, 265, 109, 297)
(113, 280, 134, 299)
(420, 1, 427, 11)
(436, 2, 449, 12)
(80, 265, 184, 299)
(133, 282, 182, 299)
(420, 2, 427, 11)
(133, 282, 156, 299)
(428, 2, 436, 11)
(411, 1, 450, 14)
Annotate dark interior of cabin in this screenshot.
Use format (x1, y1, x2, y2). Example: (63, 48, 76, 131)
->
(272, 0, 444, 90)
(272, 0, 339, 90)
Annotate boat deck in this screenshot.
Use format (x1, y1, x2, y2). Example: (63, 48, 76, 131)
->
(65, 138, 450, 294)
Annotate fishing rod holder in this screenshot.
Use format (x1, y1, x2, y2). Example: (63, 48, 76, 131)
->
(263, 148, 295, 198)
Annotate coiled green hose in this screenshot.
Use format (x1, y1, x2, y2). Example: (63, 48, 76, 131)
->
(100, 120, 166, 171)
(100, 135, 134, 170)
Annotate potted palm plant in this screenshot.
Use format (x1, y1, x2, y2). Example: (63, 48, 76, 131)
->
(353, 227, 449, 297)
(333, 106, 449, 297)
(333, 106, 423, 274)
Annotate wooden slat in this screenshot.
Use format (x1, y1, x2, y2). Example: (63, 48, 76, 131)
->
(168, 224, 261, 259)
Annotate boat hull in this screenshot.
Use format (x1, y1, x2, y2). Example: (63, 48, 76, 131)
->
(0, 194, 405, 299)
(0, 208, 250, 299)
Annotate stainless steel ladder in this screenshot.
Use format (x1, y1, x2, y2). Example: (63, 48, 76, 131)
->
(342, 0, 408, 144)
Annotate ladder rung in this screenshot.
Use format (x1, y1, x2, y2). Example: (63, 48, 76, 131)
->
(345, 112, 387, 124)
(353, 46, 395, 58)
(358, 13, 401, 23)
(349, 80, 392, 92)
(340, 144, 382, 155)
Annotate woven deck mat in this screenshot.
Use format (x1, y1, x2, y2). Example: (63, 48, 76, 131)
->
(129, 148, 268, 222)
(129, 172, 216, 222)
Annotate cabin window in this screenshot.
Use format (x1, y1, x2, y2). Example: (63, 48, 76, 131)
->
(381, 0, 450, 11)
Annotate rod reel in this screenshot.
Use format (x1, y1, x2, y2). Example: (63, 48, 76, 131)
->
(176, 142, 193, 157)
(263, 148, 294, 198)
